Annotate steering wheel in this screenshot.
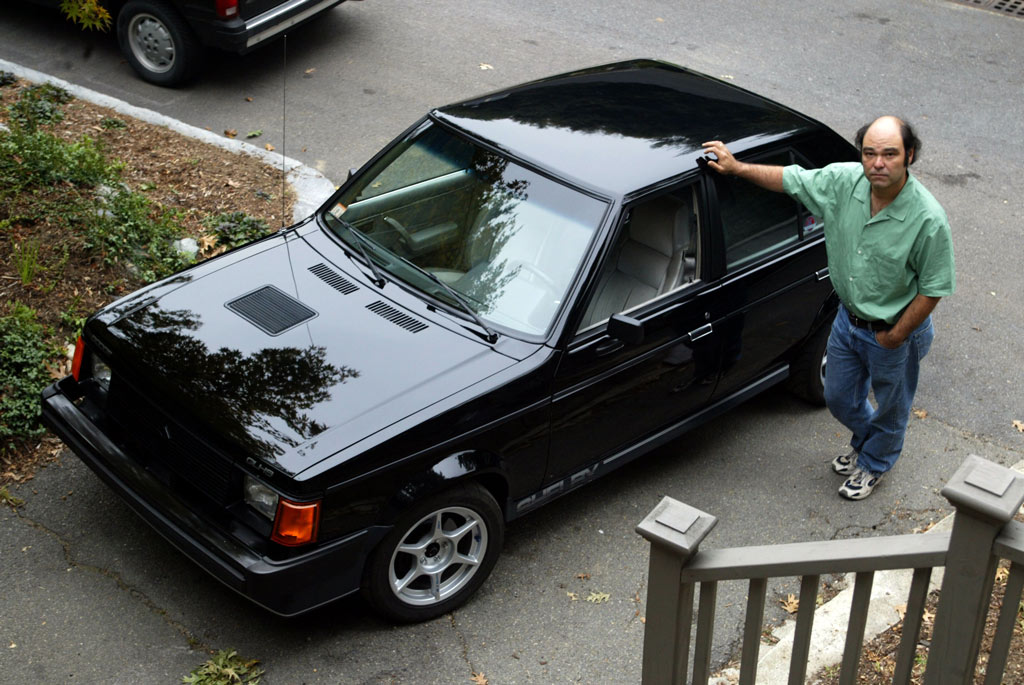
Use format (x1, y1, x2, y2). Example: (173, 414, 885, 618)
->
(383, 216, 413, 249)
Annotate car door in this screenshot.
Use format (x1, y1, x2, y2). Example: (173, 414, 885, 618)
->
(703, 148, 833, 399)
(545, 181, 723, 485)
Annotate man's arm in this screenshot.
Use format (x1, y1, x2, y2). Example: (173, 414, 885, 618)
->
(701, 141, 785, 192)
(876, 294, 941, 349)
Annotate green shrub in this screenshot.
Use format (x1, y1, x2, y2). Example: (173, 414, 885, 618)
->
(83, 188, 194, 283)
(0, 127, 116, 194)
(203, 211, 273, 250)
(7, 82, 73, 132)
(0, 303, 57, 450)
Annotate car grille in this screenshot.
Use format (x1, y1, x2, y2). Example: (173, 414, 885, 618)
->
(106, 375, 238, 505)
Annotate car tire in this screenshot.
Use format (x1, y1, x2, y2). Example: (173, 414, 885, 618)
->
(788, 313, 834, 406)
(116, 0, 203, 86)
(362, 483, 503, 622)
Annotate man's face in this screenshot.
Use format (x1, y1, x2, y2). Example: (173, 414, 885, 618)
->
(860, 119, 911, 194)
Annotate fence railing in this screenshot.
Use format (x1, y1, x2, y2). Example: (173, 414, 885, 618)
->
(636, 455, 1024, 684)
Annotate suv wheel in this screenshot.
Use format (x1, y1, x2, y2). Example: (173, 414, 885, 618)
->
(789, 313, 834, 406)
(117, 0, 202, 86)
(363, 483, 503, 622)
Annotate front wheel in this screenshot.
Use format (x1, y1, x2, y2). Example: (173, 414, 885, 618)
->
(788, 313, 833, 406)
(362, 483, 503, 622)
(117, 0, 203, 86)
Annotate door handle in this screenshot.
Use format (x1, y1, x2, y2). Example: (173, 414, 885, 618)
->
(594, 338, 624, 356)
(687, 324, 713, 342)
(816, 267, 830, 281)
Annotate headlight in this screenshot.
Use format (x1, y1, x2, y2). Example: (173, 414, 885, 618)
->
(243, 475, 279, 520)
(90, 355, 112, 390)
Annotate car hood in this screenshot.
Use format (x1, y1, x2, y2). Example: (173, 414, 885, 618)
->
(89, 227, 517, 477)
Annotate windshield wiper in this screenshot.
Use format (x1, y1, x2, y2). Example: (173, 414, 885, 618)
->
(395, 256, 499, 344)
(336, 218, 387, 288)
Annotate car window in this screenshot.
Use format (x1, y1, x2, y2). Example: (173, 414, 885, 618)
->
(577, 186, 700, 332)
(324, 123, 608, 338)
(717, 150, 802, 272)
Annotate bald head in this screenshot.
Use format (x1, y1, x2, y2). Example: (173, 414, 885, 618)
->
(855, 116, 920, 166)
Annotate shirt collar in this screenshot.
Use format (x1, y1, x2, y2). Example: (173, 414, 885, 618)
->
(856, 170, 915, 223)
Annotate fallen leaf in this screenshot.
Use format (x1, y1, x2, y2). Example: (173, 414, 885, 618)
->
(996, 567, 1010, 583)
(895, 603, 907, 620)
(245, 96, 253, 102)
(225, 179, 240, 188)
(1013, 420, 1024, 433)
(655, 17, 664, 22)
(265, 143, 275, 151)
(224, 129, 237, 138)
(780, 593, 799, 614)
(246, 130, 263, 139)
(304, 68, 316, 77)
(575, 572, 591, 581)
(913, 409, 928, 419)
(585, 591, 610, 604)
(470, 672, 488, 685)
(479, 63, 494, 70)
(567, 591, 578, 601)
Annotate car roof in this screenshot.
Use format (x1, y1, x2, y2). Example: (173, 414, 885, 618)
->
(432, 59, 824, 198)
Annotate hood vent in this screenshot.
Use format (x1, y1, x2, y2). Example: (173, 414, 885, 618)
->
(226, 285, 317, 336)
(366, 300, 428, 333)
(309, 263, 358, 295)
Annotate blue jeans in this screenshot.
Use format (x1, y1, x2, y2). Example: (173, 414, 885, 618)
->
(824, 304, 935, 476)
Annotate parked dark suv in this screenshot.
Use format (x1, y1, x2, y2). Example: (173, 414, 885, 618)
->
(30, 0, 352, 85)
(43, 60, 857, 622)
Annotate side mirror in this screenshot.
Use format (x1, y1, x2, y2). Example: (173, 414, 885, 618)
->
(607, 313, 644, 346)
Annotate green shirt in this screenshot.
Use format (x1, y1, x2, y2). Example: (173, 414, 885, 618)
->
(783, 162, 955, 323)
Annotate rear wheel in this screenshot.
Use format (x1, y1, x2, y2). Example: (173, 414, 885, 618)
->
(788, 313, 834, 406)
(362, 483, 503, 622)
(117, 0, 203, 86)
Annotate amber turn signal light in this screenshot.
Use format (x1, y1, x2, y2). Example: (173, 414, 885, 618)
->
(271, 499, 320, 546)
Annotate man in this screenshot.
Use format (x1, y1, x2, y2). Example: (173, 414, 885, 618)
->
(702, 116, 955, 500)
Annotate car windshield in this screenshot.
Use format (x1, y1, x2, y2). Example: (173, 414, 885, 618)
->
(323, 122, 607, 337)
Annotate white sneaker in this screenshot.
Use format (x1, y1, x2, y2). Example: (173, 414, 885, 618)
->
(838, 468, 881, 501)
(831, 449, 858, 476)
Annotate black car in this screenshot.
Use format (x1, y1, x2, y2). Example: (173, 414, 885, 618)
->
(42, 59, 856, 621)
(29, 0, 351, 86)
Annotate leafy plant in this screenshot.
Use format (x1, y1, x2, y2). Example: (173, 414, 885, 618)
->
(183, 650, 264, 685)
(59, 0, 112, 32)
(100, 116, 126, 130)
(203, 211, 273, 251)
(0, 127, 115, 196)
(83, 188, 194, 283)
(0, 303, 58, 451)
(7, 82, 73, 132)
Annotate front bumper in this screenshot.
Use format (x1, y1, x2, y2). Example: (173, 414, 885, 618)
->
(41, 379, 374, 616)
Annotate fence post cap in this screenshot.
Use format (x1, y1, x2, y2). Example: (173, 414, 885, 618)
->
(636, 496, 717, 556)
(941, 454, 1024, 524)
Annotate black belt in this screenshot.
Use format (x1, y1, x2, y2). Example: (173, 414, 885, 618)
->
(847, 311, 894, 332)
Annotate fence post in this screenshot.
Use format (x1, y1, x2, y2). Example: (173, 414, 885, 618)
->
(636, 496, 718, 685)
(925, 455, 1024, 684)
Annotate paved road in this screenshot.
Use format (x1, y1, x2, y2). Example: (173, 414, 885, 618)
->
(1, 1, 1023, 682)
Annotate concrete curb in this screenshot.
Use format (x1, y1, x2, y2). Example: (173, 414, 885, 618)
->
(0, 58, 337, 221)
(712, 458, 1024, 683)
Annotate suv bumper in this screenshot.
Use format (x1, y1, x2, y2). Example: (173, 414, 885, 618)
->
(41, 379, 372, 616)
(198, 0, 350, 53)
